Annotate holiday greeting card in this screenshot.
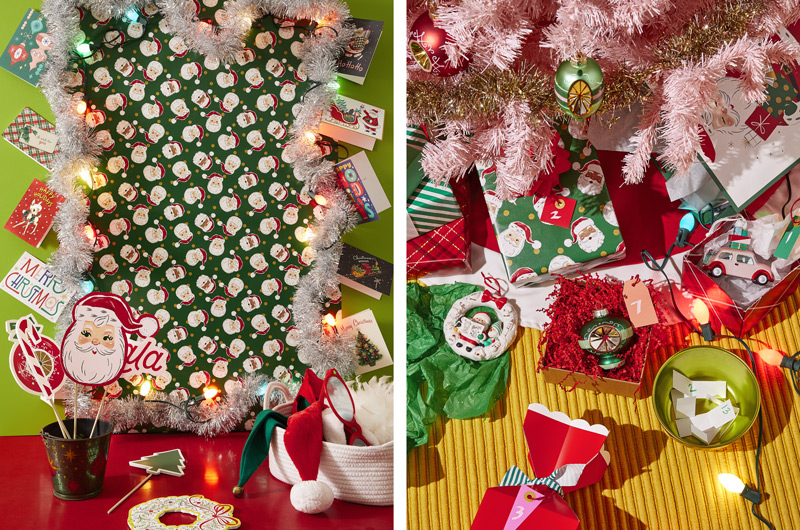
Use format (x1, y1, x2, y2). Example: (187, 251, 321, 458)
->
(337, 243, 393, 299)
(334, 151, 390, 224)
(3, 108, 60, 171)
(1, 252, 77, 323)
(336, 308, 392, 374)
(5, 178, 64, 247)
(0, 9, 50, 86)
(319, 95, 385, 150)
(336, 18, 384, 84)
(699, 32, 800, 211)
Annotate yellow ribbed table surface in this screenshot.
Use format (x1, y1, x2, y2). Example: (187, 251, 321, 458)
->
(407, 291, 800, 530)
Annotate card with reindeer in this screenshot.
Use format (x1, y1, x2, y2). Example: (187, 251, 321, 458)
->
(5, 178, 64, 247)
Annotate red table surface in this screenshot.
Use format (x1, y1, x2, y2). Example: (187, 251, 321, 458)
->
(0, 432, 393, 529)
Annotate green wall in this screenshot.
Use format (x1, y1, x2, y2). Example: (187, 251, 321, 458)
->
(0, 0, 393, 436)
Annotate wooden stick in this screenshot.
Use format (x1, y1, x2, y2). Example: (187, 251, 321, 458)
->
(46, 398, 70, 439)
(73, 384, 78, 438)
(89, 388, 107, 439)
(107, 474, 153, 514)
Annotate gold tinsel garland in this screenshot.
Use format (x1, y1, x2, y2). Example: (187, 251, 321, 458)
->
(408, 0, 770, 126)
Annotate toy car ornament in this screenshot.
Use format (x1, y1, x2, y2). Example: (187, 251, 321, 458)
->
(703, 246, 773, 285)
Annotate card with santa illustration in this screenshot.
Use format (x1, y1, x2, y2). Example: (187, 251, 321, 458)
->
(0, 9, 50, 86)
(479, 131, 625, 285)
(336, 18, 384, 85)
(319, 94, 385, 150)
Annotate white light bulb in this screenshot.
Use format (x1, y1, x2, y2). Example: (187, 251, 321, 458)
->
(718, 473, 745, 494)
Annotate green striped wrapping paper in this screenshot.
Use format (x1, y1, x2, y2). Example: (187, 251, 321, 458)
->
(407, 178, 463, 235)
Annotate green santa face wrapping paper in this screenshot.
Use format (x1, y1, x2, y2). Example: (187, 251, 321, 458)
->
(478, 130, 625, 285)
(78, 5, 338, 429)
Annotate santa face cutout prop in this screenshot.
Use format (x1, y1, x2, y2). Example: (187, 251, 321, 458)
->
(61, 292, 159, 386)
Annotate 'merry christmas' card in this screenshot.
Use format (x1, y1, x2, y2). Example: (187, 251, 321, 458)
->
(336, 308, 392, 375)
(0, 252, 77, 323)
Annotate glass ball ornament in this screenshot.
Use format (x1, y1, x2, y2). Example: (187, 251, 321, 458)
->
(577, 308, 633, 370)
(554, 55, 604, 120)
(408, 12, 468, 77)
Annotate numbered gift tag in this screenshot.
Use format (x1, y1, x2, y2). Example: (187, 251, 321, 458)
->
(503, 485, 542, 530)
(622, 279, 658, 328)
(538, 194, 576, 229)
(775, 211, 800, 259)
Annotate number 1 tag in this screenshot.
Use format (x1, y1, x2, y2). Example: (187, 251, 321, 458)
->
(623, 280, 659, 328)
(503, 485, 542, 530)
(539, 195, 576, 229)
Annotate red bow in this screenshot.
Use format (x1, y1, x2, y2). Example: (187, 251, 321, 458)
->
(481, 289, 507, 309)
(198, 503, 240, 529)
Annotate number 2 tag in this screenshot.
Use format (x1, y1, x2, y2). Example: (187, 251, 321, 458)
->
(539, 195, 576, 229)
(503, 485, 542, 530)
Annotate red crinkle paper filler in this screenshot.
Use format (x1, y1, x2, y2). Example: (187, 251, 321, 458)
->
(537, 275, 668, 383)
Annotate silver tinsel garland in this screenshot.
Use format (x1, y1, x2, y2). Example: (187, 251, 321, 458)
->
(40, 0, 357, 434)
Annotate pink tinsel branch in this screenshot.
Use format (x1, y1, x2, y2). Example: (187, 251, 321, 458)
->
(622, 90, 664, 184)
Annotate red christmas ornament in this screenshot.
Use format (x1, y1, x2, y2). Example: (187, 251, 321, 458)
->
(408, 12, 468, 77)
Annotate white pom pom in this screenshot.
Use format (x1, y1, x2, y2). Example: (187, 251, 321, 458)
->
(532, 240, 542, 250)
(564, 239, 573, 248)
(139, 316, 159, 337)
(290, 480, 334, 514)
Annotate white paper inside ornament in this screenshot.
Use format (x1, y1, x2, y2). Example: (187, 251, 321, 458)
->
(700, 216, 797, 308)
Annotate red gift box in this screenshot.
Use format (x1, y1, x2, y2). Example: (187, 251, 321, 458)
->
(682, 219, 800, 335)
(471, 404, 609, 530)
(407, 217, 471, 278)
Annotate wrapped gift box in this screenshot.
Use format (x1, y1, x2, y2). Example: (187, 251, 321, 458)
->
(478, 134, 625, 286)
(471, 403, 610, 530)
(407, 217, 471, 278)
(682, 218, 800, 335)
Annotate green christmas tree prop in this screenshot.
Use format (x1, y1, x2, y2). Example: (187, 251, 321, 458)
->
(355, 331, 382, 367)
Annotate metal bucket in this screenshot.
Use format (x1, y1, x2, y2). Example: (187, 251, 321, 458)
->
(40, 419, 113, 500)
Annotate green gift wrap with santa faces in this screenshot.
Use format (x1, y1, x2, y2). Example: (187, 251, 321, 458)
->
(478, 130, 625, 285)
(76, 4, 336, 429)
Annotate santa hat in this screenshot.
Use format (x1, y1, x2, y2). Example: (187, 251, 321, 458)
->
(211, 356, 228, 367)
(71, 292, 159, 339)
(249, 77, 264, 90)
(206, 110, 222, 122)
(111, 218, 131, 234)
(270, 339, 284, 355)
(263, 94, 278, 111)
(134, 265, 149, 275)
(209, 234, 226, 246)
(284, 265, 299, 275)
(131, 141, 147, 155)
(223, 222, 240, 237)
(298, 253, 312, 267)
(172, 387, 191, 399)
(509, 221, 535, 244)
(130, 79, 145, 92)
(272, 218, 282, 233)
(565, 217, 593, 247)
(510, 267, 536, 284)
(152, 100, 164, 116)
(280, 80, 295, 89)
(193, 370, 211, 386)
(172, 46, 188, 58)
(188, 61, 202, 78)
(195, 126, 205, 140)
(152, 163, 166, 178)
(269, 278, 284, 294)
(152, 37, 162, 53)
(195, 187, 206, 204)
(233, 378, 333, 513)
(222, 160, 238, 175)
(192, 310, 209, 326)
(279, 203, 298, 212)
(115, 279, 133, 294)
(175, 107, 190, 120)
(255, 324, 270, 336)
(200, 337, 218, 355)
(118, 156, 130, 173)
(229, 132, 240, 147)
(146, 192, 162, 207)
(117, 94, 128, 109)
(250, 138, 265, 151)
(230, 193, 241, 208)
(210, 294, 227, 305)
(193, 249, 207, 265)
(293, 69, 305, 82)
(229, 70, 238, 84)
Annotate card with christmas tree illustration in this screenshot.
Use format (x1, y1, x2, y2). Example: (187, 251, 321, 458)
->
(335, 308, 392, 374)
(3, 108, 60, 171)
(0, 9, 50, 86)
(319, 95, 385, 150)
(337, 243, 393, 299)
(5, 178, 64, 247)
(336, 18, 384, 85)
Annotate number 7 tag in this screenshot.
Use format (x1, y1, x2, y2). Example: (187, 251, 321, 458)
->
(623, 279, 659, 328)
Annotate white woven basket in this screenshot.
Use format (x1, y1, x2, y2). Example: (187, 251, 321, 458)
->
(267, 400, 393, 506)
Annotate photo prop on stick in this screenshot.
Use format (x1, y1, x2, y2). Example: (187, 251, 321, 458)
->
(61, 292, 162, 387)
(43, 1, 354, 434)
(109, 449, 186, 515)
(472, 403, 610, 530)
(6, 314, 64, 397)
